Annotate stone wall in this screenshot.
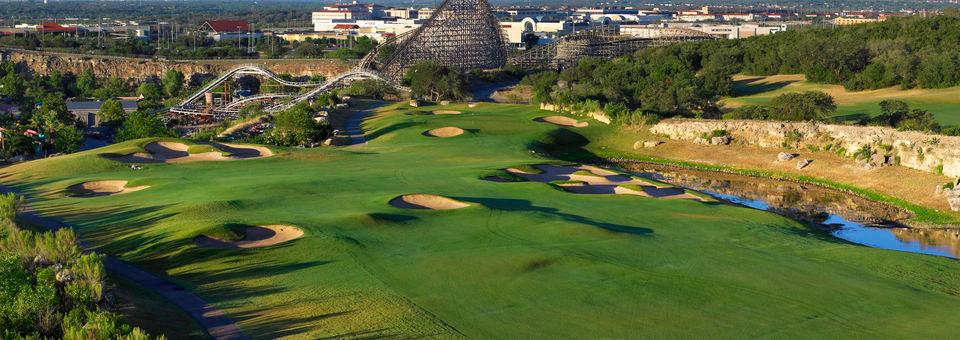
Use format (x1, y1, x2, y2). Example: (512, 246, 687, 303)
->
(0, 49, 354, 80)
(539, 103, 611, 124)
(650, 118, 960, 178)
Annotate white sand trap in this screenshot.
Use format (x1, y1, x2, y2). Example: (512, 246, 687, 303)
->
(505, 164, 704, 201)
(67, 180, 148, 197)
(536, 116, 588, 128)
(390, 194, 470, 210)
(108, 141, 271, 164)
(432, 110, 462, 115)
(194, 225, 303, 249)
(424, 127, 464, 138)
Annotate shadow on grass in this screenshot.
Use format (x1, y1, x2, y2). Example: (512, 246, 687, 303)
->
(457, 196, 652, 236)
(731, 79, 800, 97)
(365, 121, 423, 141)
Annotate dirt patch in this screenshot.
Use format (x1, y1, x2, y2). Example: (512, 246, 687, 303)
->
(389, 194, 470, 210)
(423, 127, 464, 138)
(432, 110, 462, 115)
(194, 225, 303, 249)
(504, 164, 704, 201)
(106, 141, 271, 164)
(67, 180, 149, 197)
(535, 116, 588, 128)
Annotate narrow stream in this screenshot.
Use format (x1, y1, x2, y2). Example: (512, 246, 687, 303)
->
(611, 161, 960, 259)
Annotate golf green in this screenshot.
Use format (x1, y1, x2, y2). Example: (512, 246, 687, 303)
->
(4, 103, 960, 338)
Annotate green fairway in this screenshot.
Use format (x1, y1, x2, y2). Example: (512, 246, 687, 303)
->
(4, 103, 960, 338)
(723, 74, 960, 126)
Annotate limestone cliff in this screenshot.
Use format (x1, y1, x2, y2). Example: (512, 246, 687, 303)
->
(650, 119, 960, 177)
(0, 49, 354, 80)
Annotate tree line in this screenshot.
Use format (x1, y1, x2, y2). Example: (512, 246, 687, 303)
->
(522, 11, 960, 133)
(0, 62, 182, 159)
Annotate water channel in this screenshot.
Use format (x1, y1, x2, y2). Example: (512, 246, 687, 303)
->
(611, 161, 960, 259)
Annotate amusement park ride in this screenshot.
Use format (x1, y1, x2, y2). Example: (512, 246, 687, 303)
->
(167, 0, 714, 126)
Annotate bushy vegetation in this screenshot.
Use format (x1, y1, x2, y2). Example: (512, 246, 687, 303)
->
(726, 91, 837, 121)
(0, 60, 186, 158)
(0, 194, 156, 339)
(114, 112, 176, 142)
(524, 12, 960, 126)
(253, 102, 331, 147)
(404, 62, 471, 102)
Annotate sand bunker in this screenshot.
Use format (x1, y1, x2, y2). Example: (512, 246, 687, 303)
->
(504, 164, 704, 201)
(67, 180, 148, 197)
(194, 225, 303, 249)
(432, 110, 462, 115)
(424, 127, 464, 138)
(389, 194, 470, 210)
(106, 141, 272, 164)
(535, 116, 589, 128)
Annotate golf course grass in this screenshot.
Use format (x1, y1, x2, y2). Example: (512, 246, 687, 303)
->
(3, 103, 960, 338)
(723, 74, 960, 126)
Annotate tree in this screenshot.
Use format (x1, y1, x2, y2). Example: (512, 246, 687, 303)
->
(162, 69, 184, 97)
(520, 71, 558, 104)
(137, 82, 163, 102)
(770, 91, 836, 121)
(404, 62, 470, 102)
(0, 73, 26, 102)
(97, 99, 127, 128)
(259, 103, 326, 147)
(115, 111, 175, 142)
(76, 69, 97, 98)
(870, 100, 940, 132)
(54, 124, 83, 154)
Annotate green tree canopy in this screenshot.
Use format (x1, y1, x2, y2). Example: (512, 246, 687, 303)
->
(404, 62, 470, 102)
(162, 69, 184, 97)
(115, 111, 175, 142)
(769, 91, 837, 121)
(97, 99, 127, 128)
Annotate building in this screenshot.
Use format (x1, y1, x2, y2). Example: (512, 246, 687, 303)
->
(621, 23, 785, 39)
(313, 3, 378, 21)
(66, 100, 138, 128)
(499, 17, 574, 46)
(502, 8, 561, 19)
(276, 31, 350, 43)
(385, 8, 417, 19)
(833, 17, 881, 26)
(199, 20, 261, 41)
(720, 13, 756, 22)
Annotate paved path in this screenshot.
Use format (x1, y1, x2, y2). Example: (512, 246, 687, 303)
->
(336, 101, 387, 146)
(3, 187, 247, 340)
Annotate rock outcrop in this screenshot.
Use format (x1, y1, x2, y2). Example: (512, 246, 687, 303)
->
(1, 48, 353, 80)
(651, 119, 960, 177)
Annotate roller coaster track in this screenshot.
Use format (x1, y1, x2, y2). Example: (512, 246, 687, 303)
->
(508, 27, 717, 70)
(222, 93, 295, 111)
(175, 64, 322, 108)
(170, 67, 397, 117)
(168, 1, 717, 121)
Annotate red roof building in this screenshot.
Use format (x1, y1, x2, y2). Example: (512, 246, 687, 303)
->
(200, 20, 251, 33)
(332, 24, 360, 30)
(37, 23, 77, 33)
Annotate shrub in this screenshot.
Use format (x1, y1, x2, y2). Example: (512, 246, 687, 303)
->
(0, 193, 23, 221)
(770, 91, 836, 121)
(853, 145, 873, 160)
(782, 129, 803, 149)
(700, 129, 728, 139)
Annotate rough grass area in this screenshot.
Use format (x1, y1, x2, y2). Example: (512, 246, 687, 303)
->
(723, 74, 960, 126)
(3, 103, 960, 338)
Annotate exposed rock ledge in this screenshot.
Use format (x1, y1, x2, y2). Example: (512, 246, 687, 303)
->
(650, 119, 960, 178)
